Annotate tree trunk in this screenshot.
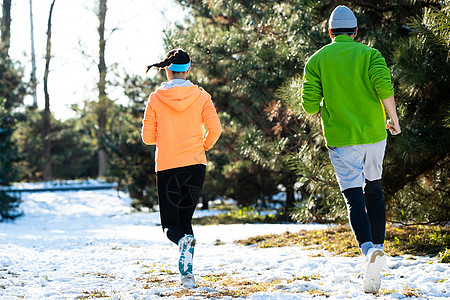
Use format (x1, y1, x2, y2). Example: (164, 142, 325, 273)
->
(29, 0, 37, 107)
(1, 0, 11, 55)
(97, 0, 108, 177)
(43, 0, 55, 181)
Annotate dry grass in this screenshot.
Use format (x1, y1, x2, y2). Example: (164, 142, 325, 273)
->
(79, 272, 116, 279)
(381, 285, 425, 298)
(137, 272, 329, 298)
(236, 224, 450, 258)
(236, 225, 361, 256)
(401, 285, 424, 298)
(76, 289, 109, 299)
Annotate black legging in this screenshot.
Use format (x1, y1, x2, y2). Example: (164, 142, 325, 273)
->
(156, 164, 206, 244)
(342, 179, 386, 247)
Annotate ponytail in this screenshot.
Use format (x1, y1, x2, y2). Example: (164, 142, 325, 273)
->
(145, 55, 175, 73)
(146, 48, 191, 74)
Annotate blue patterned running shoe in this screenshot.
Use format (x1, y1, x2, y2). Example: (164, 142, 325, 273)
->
(178, 235, 196, 276)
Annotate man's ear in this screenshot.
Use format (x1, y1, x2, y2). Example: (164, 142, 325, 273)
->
(354, 27, 358, 38)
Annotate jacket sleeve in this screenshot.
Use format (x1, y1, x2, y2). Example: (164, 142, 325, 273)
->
(301, 56, 323, 114)
(202, 95, 222, 151)
(141, 95, 157, 145)
(368, 49, 394, 100)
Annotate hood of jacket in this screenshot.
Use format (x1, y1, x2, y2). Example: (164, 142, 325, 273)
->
(154, 86, 202, 112)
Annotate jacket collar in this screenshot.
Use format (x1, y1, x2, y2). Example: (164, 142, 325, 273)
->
(333, 35, 355, 43)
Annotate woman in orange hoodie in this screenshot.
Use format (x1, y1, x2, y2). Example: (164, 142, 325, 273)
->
(141, 49, 222, 288)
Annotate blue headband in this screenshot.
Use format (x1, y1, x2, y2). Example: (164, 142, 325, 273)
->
(167, 61, 191, 72)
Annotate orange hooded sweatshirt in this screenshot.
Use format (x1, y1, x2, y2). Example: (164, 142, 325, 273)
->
(141, 82, 222, 172)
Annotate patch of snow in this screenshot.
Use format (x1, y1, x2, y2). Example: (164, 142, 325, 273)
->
(0, 183, 447, 299)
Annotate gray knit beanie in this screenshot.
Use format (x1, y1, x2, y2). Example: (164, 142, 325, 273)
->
(329, 5, 357, 29)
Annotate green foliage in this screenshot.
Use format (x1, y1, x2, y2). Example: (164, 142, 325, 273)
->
(277, 1, 450, 224)
(278, 73, 344, 223)
(0, 52, 25, 185)
(9, 70, 160, 208)
(170, 0, 450, 224)
(105, 74, 159, 209)
(192, 206, 282, 225)
(168, 0, 330, 215)
(3, 0, 446, 226)
(0, 191, 22, 221)
(388, 157, 449, 225)
(0, 99, 17, 186)
(105, 102, 158, 209)
(0, 52, 27, 111)
(13, 108, 97, 181)
(384, 0, 450, 224)
(0, 52, 26, 221)
(408, 3, 450, 50)
(209, 113, 280, 208)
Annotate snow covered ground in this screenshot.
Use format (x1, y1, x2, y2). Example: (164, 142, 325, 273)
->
(0, 186, 448, 299)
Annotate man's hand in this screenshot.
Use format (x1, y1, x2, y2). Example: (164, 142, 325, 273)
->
(381, 95, 401, 136)
(386, 119, 401, 135)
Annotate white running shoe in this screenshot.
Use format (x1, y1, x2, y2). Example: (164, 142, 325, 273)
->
(178, 235, 196, 276)
(363, 248, 385, 294)
(180, 274, 195, 288)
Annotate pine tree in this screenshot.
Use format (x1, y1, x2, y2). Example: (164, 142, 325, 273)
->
(0, 52, 26, 221)
(278, 76, 345, 223)
(105, 74, 159, 209)
(281, 0, 449, 224)
(12, 108, 98, 181)
(169, 0, 448, 224)
(168, 0, 328, 216)
(147, 0, 448, 223)
(384, 1, 450, 224)
(0, 98, 21, 220)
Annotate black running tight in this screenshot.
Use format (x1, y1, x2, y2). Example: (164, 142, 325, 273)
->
(156, 164, 206, 244)
(342, 179, 386, 246)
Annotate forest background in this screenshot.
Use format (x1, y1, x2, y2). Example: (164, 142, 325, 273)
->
(1, 0, 449, 226)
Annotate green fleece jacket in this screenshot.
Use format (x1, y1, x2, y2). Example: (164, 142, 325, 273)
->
(301, 35, 394, 147)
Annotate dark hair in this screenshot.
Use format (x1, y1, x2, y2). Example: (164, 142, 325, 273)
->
(330, 27, 357, 36)
(145, 49, 190, 73)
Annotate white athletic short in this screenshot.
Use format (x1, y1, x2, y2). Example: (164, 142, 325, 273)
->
(328, 139, 386, 191)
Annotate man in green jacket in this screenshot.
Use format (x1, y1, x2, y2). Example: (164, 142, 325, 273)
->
(301, 5, 401, 294)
